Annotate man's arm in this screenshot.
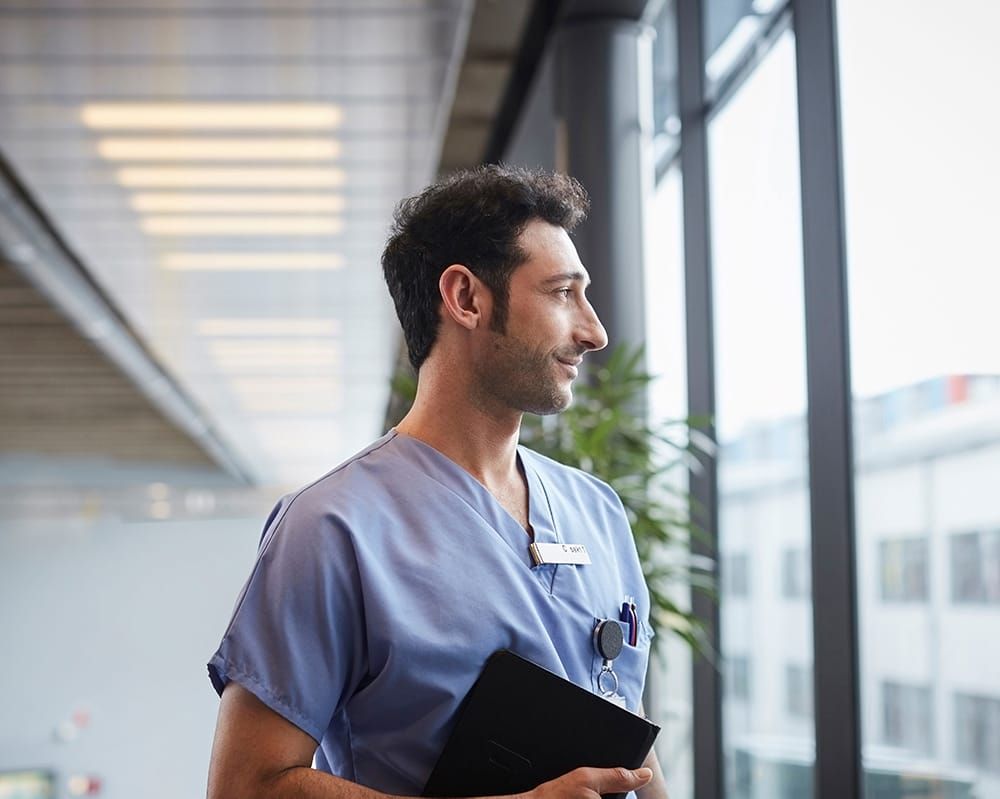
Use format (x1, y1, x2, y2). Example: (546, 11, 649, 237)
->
(636, 747, 669, 799)
(207, 682, 653, 799)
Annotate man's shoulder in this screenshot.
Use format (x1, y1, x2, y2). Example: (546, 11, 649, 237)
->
(266, 431, 409, 526)
(296, 430, 398, 489)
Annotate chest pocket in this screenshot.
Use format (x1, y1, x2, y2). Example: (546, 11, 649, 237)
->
(589, 616, 653, 713)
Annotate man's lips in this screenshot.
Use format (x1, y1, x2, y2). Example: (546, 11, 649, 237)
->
(556, 355, 583, 376)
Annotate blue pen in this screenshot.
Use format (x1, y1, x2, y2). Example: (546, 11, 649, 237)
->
(620, 595, 637, 645)
(629, 599, 638, 645)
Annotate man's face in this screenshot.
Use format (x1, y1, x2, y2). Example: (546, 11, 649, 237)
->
(472, 220, 608, 415)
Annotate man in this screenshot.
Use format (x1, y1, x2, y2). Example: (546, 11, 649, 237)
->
(206, 165, 669, 799)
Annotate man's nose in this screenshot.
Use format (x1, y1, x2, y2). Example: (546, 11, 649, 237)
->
(577, 302, 609, 352)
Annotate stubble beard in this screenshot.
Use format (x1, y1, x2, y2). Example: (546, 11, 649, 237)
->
(475, 328, 575, 416)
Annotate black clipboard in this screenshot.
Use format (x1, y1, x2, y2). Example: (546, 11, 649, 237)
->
(423, 650, 659, 799)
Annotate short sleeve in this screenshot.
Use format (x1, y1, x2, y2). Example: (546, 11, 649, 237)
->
(207, 495, 367, 743)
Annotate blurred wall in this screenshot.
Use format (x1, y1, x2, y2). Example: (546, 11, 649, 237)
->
(0, 511, 261, 799)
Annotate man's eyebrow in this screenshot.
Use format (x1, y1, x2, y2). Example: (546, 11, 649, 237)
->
(541, 271, 590, 286)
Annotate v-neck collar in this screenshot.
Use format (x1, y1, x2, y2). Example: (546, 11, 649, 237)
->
(387, 430, 560, 571)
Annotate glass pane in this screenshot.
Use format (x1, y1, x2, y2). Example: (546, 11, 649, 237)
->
(707, 30, 814, 799)
(703, 0, 789, 98)
(839, 1, 1000, 796)
(650, 0, 680, 165)
(644, 165, 693, 799)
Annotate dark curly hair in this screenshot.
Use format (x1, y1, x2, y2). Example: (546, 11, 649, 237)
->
(381, 164, 590, 370)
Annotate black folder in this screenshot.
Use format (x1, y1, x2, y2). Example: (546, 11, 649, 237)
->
(423, 650, 659, 799)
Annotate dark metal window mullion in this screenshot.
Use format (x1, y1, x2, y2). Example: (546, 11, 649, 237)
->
(676, 2, 723, 799)
(791, 1, 863, 797)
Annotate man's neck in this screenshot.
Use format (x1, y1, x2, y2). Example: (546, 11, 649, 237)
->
(394, 368, 522, 488)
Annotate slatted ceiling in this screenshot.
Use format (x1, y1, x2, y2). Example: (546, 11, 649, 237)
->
(0, 256, 214, 464)
(439, 0, 532, 173)
(0, 0, 533, 484)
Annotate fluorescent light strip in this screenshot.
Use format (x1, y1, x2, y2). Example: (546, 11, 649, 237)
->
(230, 377, 340, 413)
(212, 343, 337, 354)
(230, 377, 339, 393)
(99, 138, 341, 161)
(216, 358, 338, 370)
(141, 216, 344, 235)
(161, 253, 344, 271)
(240, 397, 338, 413)
(211, 340, 339, 368)
(198, 318, 339, 336)
(81, 103, 343, 129)
(117, 167, 347, 188)
(132, 193, 347, 213)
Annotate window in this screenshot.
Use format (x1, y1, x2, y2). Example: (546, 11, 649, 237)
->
(951, 531, 1000, 603)
(709, 26, 814, 797)
(782, 547, 810, 599)
(839, 0, 1000, 795)
(882, 681, 933, 755)
(650, 0, 680, 168)
(879, 538, 929, 602)
(724, 553, 750, 597)
(703, 0, 790, 101)
(727, 655, 751, 701)
(786, 663, 812, 718)
(955, 693, 1000, 774)
(644, 163, 692, 798)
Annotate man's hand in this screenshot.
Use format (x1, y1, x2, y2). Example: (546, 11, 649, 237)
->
(524, 766, 653, 799)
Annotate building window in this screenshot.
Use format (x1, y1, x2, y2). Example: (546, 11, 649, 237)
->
(955, 693, 1000, 773)
(786, 663, 812, 718)
(882, 681, 933, 755)
(951, 530, 1000, 603)
(782, 547, 810, 599)
(723, 553, 750, 597)
(879, 537, 929, 602)
(727, 655, 751, 701)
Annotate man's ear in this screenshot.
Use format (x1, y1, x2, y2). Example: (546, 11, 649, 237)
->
(439, 264, 488, 330)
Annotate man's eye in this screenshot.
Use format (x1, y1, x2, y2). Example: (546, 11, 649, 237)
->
(555, 288, 572, 298)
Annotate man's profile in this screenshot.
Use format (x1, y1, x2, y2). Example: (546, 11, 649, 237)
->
(206, 165, 668, 799)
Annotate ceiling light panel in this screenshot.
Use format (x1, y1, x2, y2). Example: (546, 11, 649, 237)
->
(140, 216, 345, 235)
(214, 357, 339, 371)
(98, 138, 342, 161)
(160, 253, 345, 271)
(81, 103, 343, 129)
(229, 377, 341, 414)
(210, 339, 338, 355)
(131, 194, 347, 213)
(238, 397, 340, 415)
(198, 319, 340, 336)
(117, 167, 347, 188)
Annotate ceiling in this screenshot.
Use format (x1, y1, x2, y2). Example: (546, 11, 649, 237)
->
(0, 0, 533, 487)
(0, 253, 216, 464)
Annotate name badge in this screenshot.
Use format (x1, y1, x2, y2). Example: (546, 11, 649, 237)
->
(529, 542, 592, 566)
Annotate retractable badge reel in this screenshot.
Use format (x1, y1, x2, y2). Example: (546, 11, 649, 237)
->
(593, 619, 628, 709)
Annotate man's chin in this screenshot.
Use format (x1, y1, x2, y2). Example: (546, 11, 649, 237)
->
(524, 388, 572, 416)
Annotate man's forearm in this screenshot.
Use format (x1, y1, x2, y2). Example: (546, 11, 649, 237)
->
(252, 765, 653, 799)
(265, 767, 402, 799)
(208, 683, 654, 799)
(636, 747, 669, 799)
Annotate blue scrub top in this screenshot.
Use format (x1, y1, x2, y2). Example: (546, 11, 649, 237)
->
(209, 430, 653, 795)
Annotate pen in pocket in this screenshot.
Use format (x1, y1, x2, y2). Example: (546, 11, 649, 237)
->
(620, 595, 638, 646)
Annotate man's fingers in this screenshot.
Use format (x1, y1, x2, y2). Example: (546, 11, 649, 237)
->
(587, 766, 653, 794)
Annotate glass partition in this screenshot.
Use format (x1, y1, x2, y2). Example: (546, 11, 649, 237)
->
(839, 1, 1000, 796)
(707, 29, 814, 799)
